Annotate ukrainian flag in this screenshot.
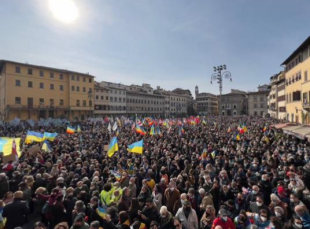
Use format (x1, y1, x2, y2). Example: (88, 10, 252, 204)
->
(66, 126, 75, 134)
(150, 125, 155, 136)
(107, 137, 119, 157)
(96, 206, 107, 218)
(0, 137, 22, 157)
(77, 125, 81, 133)
(41, 140, 52, 153)
(127, 140, 143, 154)
(43, 132, 58, 141)
(26, 131, 44, 142)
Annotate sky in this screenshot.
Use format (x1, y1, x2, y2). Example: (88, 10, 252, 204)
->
(1, 0, 310, 96)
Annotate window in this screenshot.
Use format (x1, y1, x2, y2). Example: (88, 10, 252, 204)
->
(83, 100, 86, 106)
(76, 76, 80, 81)
(89, 88, 92, 93)
(119, 98, 122, 102)
(254, 111, 257, 116)
(15, 66, 21, 73)
(254, 103, 257, 108)
(83, 87, 86, 92)
(110, 97, 113, 102)
(76, 100, 80, 106)
(71, 75, 75, 80)
(50, 84, 54, 90)
(305, 71, 308, 82)
(76, 86, 80, 92)
(293, 91, 301, 101)
(83, 77, 86, 82)
(15, 79, 21, 86)
(15, 97, 21, 104)
(260, 103, 264, 108)
(106, 96, 108, 100)
(60, 85, 64, 91)
(40, 70, 44, 77)
(101, 96, 104, 100)
(96, 95, 99, 100)
(28, 69, 33, 75)
(50, 99, 54, 106)
(71, 86, 75, 91)
(60, 74, 64, 80)
(28, 81, 33, 88)
(60, 99, 64, 106)
(39, 98, 44, 105)
(89, 78, 92, 83)
(40, 82, 44, 89)
(89, 100, 92, 106)
(50, 72, 54, 78)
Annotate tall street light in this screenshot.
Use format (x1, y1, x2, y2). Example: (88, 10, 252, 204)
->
(211, 65, 232, 128)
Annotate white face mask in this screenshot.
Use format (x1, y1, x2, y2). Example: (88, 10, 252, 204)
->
(260, 216, 267, 222)
(275, 212, 281, 217)
(295, 223, 303, 228)
(256, 202, 262, 207)
(221, 216, 228, 221)
(170, 187, 174, 191)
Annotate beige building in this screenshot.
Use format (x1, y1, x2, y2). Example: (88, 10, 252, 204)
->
(267, 74, 280, 118)
(155, 87, 187, 116)
(247, 86, 269, 116)
(196, 92, 218, 115)
(0, 60, 94, 121)
(276, 72, 286, 120)
(282, 36, 310, 124)
(126, 84, 165, 115)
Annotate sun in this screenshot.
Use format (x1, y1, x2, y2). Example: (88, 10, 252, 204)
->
(48, 0, 79, 23)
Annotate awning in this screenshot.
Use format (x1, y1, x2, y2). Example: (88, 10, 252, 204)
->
(273, 123, 293, 129)
(287, 126, 310, 139)
(282, 125, 301, 134)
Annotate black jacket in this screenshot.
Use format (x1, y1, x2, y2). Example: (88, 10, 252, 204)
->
(2, 198, 29, 229)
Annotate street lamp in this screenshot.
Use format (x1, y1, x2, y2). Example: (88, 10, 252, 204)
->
(211, 65, 232, 128)
(88, 89, 93, 118)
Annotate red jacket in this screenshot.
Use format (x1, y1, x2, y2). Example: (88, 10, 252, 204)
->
(211, 217, 236, 229)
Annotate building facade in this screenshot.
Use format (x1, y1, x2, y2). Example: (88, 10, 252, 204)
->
(172, 88, 194, 115)
(267, 74, 280, 118)
(220, 91, 247, 116)
(0, 60, 94, 121)
(126, 84, 165, 115)
(196, 92, 218, 115)
(282, 36, 310, 124)
(94, 83, 110, 116)
(247, 89, 269, 116)
(276, 72, 286, 120)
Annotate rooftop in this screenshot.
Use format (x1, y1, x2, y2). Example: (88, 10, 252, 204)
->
(281, 36, 310, 66)
(0, 60, 95, 78)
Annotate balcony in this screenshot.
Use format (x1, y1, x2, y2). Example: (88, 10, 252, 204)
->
(303, 101, 310, 109)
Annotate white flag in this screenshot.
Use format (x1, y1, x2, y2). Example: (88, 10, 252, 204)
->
(108, 123, 112, 133)
(112, 122, 118, 131)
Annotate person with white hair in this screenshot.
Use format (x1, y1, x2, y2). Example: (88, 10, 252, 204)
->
(159, 206, 174, 229)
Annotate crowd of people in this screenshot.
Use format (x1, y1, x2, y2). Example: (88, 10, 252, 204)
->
(0, 116, 310, 229)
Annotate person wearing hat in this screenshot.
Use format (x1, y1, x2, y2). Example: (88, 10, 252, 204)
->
(2, 191, 29, 229)
(211, 208, 235, 229)
(175, 200, 198, 229)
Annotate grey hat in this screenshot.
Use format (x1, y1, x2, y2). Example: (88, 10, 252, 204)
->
(90, 221, 101, 229)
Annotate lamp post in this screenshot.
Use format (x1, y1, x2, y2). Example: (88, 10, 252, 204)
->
(88, 89, 93, 118)
(211, 65, 232, 128)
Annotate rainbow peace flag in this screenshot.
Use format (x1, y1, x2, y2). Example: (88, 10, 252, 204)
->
(66, 126, 75, 134)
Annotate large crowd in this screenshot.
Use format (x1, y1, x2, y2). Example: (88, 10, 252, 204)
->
(0, 116, 310, 229)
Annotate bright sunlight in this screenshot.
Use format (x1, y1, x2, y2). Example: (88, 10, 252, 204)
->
(48, 0, 79, 23)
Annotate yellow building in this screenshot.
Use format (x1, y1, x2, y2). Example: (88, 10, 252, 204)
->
(282, 36, 310, 124)
(0, 60, 94, 121)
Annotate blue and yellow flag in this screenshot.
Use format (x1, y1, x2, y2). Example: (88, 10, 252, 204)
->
(150, 125, 155, 136)
(43, 132, 58, 141)
(107, 137, 119, 158)
(96, 206, 107, 218)
(26, 131, 44, 143)
(77, 125, 81, 133)
(41, 140, 52, 153)
(0, 137, 22, 157)
(127, 140, 143, 154)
